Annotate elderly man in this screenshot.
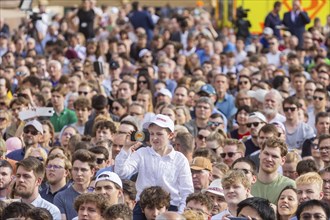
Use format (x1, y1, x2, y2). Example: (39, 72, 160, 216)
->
(190, 157, 213, 193)
(263, 89, 286, 123)
(48, 60, 62, 87)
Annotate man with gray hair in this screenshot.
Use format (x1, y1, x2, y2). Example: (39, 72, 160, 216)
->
(184, 97, 214, 136)
(263, 89, 286, 123)
(47, 60, 62, 87)
(156, 211, 185, 220)
(156, 62, 177, 93)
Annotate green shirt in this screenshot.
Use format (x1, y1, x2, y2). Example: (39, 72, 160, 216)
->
(251, 175, 296, 205)
(50, 108, 77, 132)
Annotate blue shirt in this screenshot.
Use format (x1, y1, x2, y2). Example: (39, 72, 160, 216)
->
(215, 93, 237, 118)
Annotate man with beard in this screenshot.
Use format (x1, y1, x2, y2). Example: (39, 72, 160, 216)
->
(7, 120, 43, 161)
(263, 89, 286, 123)
(319, 167, 330, 207)
(202, 179, 227, 217)
(304, 80, 316, 113)
(40, 154, 72, 203)
(15, 157, 61, 219)
(0, 160, 14, 200)
(244, 112, 267, 156)
(251, 137, 295, 204)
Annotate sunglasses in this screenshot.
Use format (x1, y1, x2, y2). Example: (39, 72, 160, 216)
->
(220, 152, 238, 158)
(313, 96, 324, 101)
(78, 91, 88, 96)
(96, 158, 106, 164)
(283, 107, 297, 112)
(34, 156, 44, 162)
(197, 134, 207, 140)
(269, 42, 276, 45)
(246, 122, 262, 128)
(138, 80, 147, 84)
(239, 81, 249, 85)
(0, 117, 6, 122)
(23, 128, 39, 135)
(207, 121, 222, 127)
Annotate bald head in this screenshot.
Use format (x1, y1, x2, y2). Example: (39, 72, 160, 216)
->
(156, 212, 185, 220)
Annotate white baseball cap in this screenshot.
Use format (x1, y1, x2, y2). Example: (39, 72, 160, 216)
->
(95, 171, 123, 189)
(138, 48, 151, 58)
(249, 112, 267, 123)
(156, 88, 172, 99)
(202, 179, 224, 197)
(143, 114, 174, 132)
(24, 119, 43, 134)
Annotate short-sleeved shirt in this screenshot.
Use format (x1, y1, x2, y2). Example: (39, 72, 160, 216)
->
(40, 181, 72, 203)
(285, 122, 315, 150)
(50, 108, 77, 132)
(31, 194, 61, 220)
(251, 175, 296, 204)
(53, 185, 80, 220)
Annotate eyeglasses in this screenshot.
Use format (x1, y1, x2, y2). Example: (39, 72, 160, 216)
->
(233, 168, 252, 175)
(96, 158, 106, 164)
(220, 152, 239, 158)
(300, 213, 327, 220)
(283, 107, 297, 112)
(0, 117, 6, 122)
(78, 91, 88, 96)
(23, 128, 39, 135)
(207, 121, 223, 127)
(239, 81, 249, 85)
(138, 80, 147, 84)
(246, 122, 262, 128)
(197, 134, 208, 140)
(313, 96, 324, 101)
(46, 164, 64, 170)
(319, 146, 330, 152)
(16, 71, 27, 77)
(0, 102, 6, 106)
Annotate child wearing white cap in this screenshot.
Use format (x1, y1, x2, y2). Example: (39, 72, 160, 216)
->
(115, 114, 193, 219)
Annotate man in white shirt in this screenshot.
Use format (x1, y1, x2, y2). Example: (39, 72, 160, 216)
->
(266, 37, 281, 67)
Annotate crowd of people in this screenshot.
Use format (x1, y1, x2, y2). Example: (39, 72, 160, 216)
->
(0, 0, 330, 219)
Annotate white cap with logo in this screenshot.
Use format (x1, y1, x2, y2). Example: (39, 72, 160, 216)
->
(143, 114, 174, 132)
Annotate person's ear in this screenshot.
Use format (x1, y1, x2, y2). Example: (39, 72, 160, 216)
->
(280, 156, 286, 166)
(168, 132, 175, 140)
(36, 176, 43, 186)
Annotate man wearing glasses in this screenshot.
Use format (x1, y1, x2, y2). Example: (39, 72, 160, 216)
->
(190, 157, 213, 193)
(319, 134, 330, 168)
(221, 139, 245, 167)
(283, 96, 314, 151)
(7, 119, 43, 161)
(244, 112, 267, 156)
(307, 88, 328, 129)
(41, 154, 72, 203)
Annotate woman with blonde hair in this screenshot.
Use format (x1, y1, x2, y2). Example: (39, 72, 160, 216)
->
(175, 106, 191, 125)
(24, 147, 48, 165)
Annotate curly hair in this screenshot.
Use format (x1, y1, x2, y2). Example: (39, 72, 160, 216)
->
(139, 186, 170, 210)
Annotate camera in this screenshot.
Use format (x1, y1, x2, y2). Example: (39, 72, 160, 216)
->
(236, 6, 250, 19)
(29, 12, 42, 22)
(130, 131, 150, 142)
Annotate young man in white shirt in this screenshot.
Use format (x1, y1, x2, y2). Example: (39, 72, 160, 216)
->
(115, 114, 194, 218)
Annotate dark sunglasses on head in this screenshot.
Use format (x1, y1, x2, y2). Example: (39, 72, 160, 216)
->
(35, 156, 44, 162)
(220, 152, 238, 158)
(96, 158, 106, 164)
(283, 107, 297, 112)
(246, 122, 262, 128)
(23, 127, 39, 135)
(313, 96, 324, 101)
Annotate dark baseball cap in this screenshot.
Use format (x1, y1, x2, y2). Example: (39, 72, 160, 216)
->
(109, 60, 119, 70)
